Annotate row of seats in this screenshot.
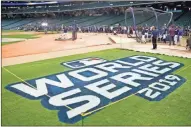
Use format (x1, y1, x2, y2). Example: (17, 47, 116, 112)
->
(2, 18, 34, 30)
(3, 1, 150, 14)
(175, 12, 191, 26)
(2, 12, 190, 30)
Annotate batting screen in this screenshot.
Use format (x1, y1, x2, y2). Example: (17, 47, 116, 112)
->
(125, 7, 173, 42)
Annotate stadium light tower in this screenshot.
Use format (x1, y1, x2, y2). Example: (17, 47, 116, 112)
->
(41, 22, 48, 34)
(41, 22, 48, 27)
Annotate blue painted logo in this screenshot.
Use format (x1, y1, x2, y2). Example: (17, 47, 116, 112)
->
(6, 55, 186, 124)
(62, 57, 107, 69)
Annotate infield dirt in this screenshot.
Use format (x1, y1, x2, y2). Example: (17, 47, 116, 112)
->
(2, 32, 191, 66)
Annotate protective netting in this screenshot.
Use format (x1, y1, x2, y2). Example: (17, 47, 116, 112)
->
(125, 7, 173, 42)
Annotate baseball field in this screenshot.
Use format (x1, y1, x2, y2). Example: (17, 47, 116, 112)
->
(2, 1, 191, 126)
(2, 46, 191, 126)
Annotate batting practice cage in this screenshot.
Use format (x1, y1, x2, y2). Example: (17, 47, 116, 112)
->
(125, 7, 173, 42)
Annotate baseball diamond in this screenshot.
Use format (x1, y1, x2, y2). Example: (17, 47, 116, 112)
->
(1, 1, 191, 126)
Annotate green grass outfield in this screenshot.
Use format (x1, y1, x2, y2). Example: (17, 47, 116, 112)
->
(2, 34, 39, 46)
(2, 30, 25, 33)
(2, 49, 191, 126)
(2, 34, 39, 39)
(1, 41, 23, 46)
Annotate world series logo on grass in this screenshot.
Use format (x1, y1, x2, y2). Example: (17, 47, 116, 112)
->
(6, 55, 186, 124)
